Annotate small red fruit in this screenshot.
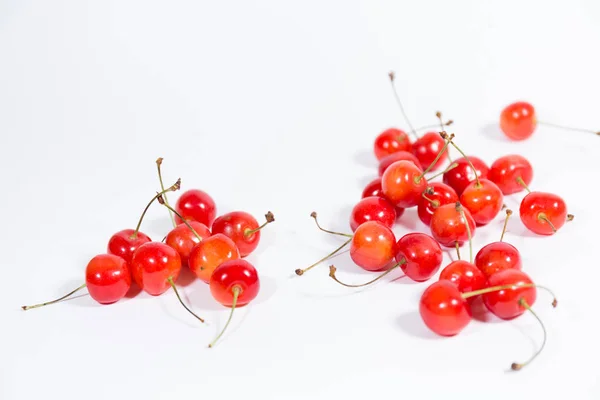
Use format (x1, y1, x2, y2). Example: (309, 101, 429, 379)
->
(482, 269, 536, 319)
(165, 221, 211, 265)
(417, 182, 459, 226)
(500, 102, 536, 141)
(430, 202, 476, 248)
(459, 179, 503, 226)
(439, 260, 486, 293)
(382, 160, 427, 208)
(378, 151, 420, 176)
(488, 155, 533, 195)
(85, 254, 132, 304)
(520, 192, 569, 235)
(107, 229, 152, 265)
(350, 196, 396, 231)
(419, 280, 471, 336)
(211, 211, 274, 257)
(350, 221, 396, 271)
(188, 233, 240, 283)
(131, 242, 182, 296)
(361, 178, 405, 218)
(443, 156, 489, 195)
(373, 128, 412, 160)
(175, 189, 217, 227)
(395, 233, 443, 282)
(412, 132, 448, 171)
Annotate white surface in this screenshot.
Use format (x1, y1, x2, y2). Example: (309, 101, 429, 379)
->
(2, 1, 600, 399)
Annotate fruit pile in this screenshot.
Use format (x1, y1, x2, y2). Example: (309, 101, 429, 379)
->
(296, 72, 590, 370)
(22, 158, 274, 348)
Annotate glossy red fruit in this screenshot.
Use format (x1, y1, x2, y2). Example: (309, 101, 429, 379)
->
(374, 128, 412, 160)
(420, 280, 472, 336)
(350, 221, 396, 271)
(85, 254, 132, 304)
(210, 259, 260, 307)
(430, 203, 476, 248)
(361, 178, 405, 218)
(475, 242, 522, 278)
(500, 102, 536, 141)
(107, 229, 152, 265)
(483, 269, 536, 319)
(350, 196, 396, 232)
(488, 155, 533, 195)
(520, 192, 568, 235)
(395, 233, 443, 282)
(188, 233, 240, 283)
(382, 160, 427, 208)
(459, 179, 503, 226)
(211, 211, 268, 257)
(412, 132, 448, 171)
(378, 151, 420, 176)
(439, 260, 486, 293)
(443, 156, 489, 196)
(175, 189, 217, 227)
(165, 221, 211, 265)
(417, 182, 459, 226)
(131, 242, 182, 296)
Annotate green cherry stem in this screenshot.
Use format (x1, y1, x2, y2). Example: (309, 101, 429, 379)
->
(537, 121, 600, 136)
(389, 71, 418, 139)
(310, 212, 352, 238)
(244, 211, 275, 237)
(295, 238, 353, 276)
(462, 284, 557, 306)
(156, 158, 177, 228)
(167, 276, 205, 323)
(426, 162, 458, 181)
(500, 209, 512, 242)
(511, 298, 546, 371)
(441, 132, 481, 187)
(21, 283, 88, 310)
(455, 241, 461, 260)
(208, 286, 241, 348)
(436, 111, 453, 163)
(516, 176, 531, 193)
(415, 133, 455, 183)
(131, 178, 181, 239)
(328, 260, 406, 288)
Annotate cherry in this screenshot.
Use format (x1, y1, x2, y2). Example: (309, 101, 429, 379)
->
(419, 280, 471, 336)
(395, 233, 443, 282)
(417, 182, 459, 226)
(175, 188, 217, 227)
(481, 269, 538, 320)
(208, 259, 260, 347)
(350, 196, 396, 232)
(373, 128, 412, 160)
(474, 209, 522, 277)
(378, 151, 420, 176)
(488, 155, 533, 195)
(430, 202, 476, 248)
(188, 233, 241, 283)
(412, 132, 449, 172)
(439, 260, 486, 294)
(211, 211, 275, 257)
(520, 190, 571, 235)
(165, 221, 211, 265)
(130, 242, 182, 296)
(350, 221, 396, 271)
(361, 178, 405, 218)
(459, 179, 503, 226)
(443, 156, 489, 195)
(381, 160, 428, 208)
(500, 101, 537, 140)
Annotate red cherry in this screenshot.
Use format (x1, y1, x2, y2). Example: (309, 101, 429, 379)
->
(443, 156, 489, 195)
(361, 178, 405, 218)
(430, 203, 476, 248)
(378, 151, 420, 176)
(350, 196, 396, 232)
(381, 160, 428, 208)
(439, 260, 486, 293)
(482, 269, 536, 319)
(412, 132, 448, 171)
(520, 191, 569, 235)
(459, 179, 503, 226)
(211, 211, 274, 257)
(475, 243, 522, 278)
(85, 254, 132, 304)
(488, 155, 533, 195)
(165, 221, 211, 265)
(107, 229, 152, 265)
(419, 280, 471, 336)
(417, 182, 459, 226)
(188, 233, 240, 283)
(373, 128, 412, 160)
(350, 221, 396, 271)
(500, 101, 536, 140)
(175, 189, 217, 227)
(395, 233, 443, 282)
(131, 242, 182, 296)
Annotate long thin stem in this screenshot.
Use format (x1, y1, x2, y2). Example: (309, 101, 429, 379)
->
(516, 177, 531, 193)
(310, 212, 352, 238)
(157, 195, 203, 241)
(415, 134, 454, 182)
(426, 162, 458, 181)
(328, 261, 404, 288)
(422, 193, 440, 208)
(22, 283, 87, 310)
(389, 71, 418, 139)
(457, 204, 473, 263)
(436, 112, 453, 162)
(168, 277, 205, 323)
(511, 298, 547, 371)
(500, 209, 513, 242)
(537, 121, 600, 136)
(462, 284, 557, 306)
(455, 241, 461, 260)
(244, 211, 275, 237)
(442, 133, 481, 187)
(537, 213, 557, 233)
(295, 238, 352, 276)
(208, 286, 240, 348)
(131, 178, 181, 239)
(156, 158, 176, 228)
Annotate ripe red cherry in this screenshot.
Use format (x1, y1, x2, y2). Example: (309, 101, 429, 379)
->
(430, 203, 476, 248)
(475, 243, 522, 278)
(131, 242, 182, 296)
(361, 178, 405, 218)
(395, 233, 443, 282)
(520, 192, 568, 235)
(412, 132, 448, 171)
(350, 221, 396, 271)
(107, 229, 152, 265)
(373, 128, 412, 160)
(500, 101, 536, 141)
(350, 196, 396, 231)
(382, 160, 428, 208)
(438, 260, 486, 293)
(85, 254, 132, 304)
(165, 221, 211, 265)
(211, 211, 274, 257)
(417, 182, 459, 226)
(482, 269, 536, 319)
(443, 156, 489, 196)
(459, 179, 503, 226)
(175, 189, 217, 227)
(419, 280, 471, 336)
(188, 233, 240, 283)
(378, 151, 420, 176)
(488, 155, 533, 195)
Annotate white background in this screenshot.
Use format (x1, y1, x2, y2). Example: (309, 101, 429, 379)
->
(2, 1, 599, 399)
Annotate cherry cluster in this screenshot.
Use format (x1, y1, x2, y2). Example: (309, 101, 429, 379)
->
(22, 158, 275, 348)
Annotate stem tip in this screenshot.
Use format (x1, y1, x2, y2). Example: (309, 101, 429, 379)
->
(567, 214, 574, 221)
(295, 269, 304, 276)
(511, 363, 522, 371)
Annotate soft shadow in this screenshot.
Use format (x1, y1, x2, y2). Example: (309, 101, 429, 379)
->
(158, 293, 205, 329)
(470, 297, 503, 323)
(354, 149, 377, 169)
(395, 208, 420, 231)
(125, 283, 142, 299)
(395, 312, 440, 339)
(481, 123, 509, 143)
(253, 275, 278, 305)
(186, 282, 223, 311)
(176, 266, 198, 287)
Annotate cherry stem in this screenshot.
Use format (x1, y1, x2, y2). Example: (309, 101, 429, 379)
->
(441, 132, 481, 187)
(415, 133, 454, 183)
(310, 212, 352, 238)
(388, 71, 418, 139)
(328, 260, 405, 288)
(167, 277, 205, 323)
(21, 283, 87, 310)
(537, 121, 600, 136)
(426, 162, 458, 181)
(500, 209, 513, 242)
(510, 298, 548, 371)
(455, 241, 461, 260)
(537, 213, 557, 233)
(157, 195, 203, 241)
(567, 214, 574, 221)
(156, 157, 176, 228)
(244, 211, 275, 237)
(515, 176, 531, 193)
(456, 203, 473, 263)
(421, 193, 440, 208)
(462, 284, 558, 307)
(414, 120, 453, 133)
(131, 178, 181, 239)
(436, 111, 453, 163)
(295, 238, 352, 276)
(208, 286, 241, 348)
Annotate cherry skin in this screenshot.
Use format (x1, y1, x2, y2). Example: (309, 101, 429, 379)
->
(411, 132, 448, 171)
(210, 259, 260, 307)
(361, 178, 405, 218)
(419, 280, 472, 336)
(130, 242, 182, 296)
(459, 179, 504, 226)
(378, 151, 420, 176)
(443, 156, 489, 196)
(474, 242, 522, 278)
(438, 260, 486, 293)
(483, 269, 536, 319)
(175, 189, 217, 227)
(500, 101, 536, 141)
(107, 229, 152, 265)
(417, 182, 459, 226)
(165, 221, 211, 265)
(373, 128, 412, 160)
(85, 254, 132, 304)
(350, 221, 396, 271)
(350, 196, 396, 232)
(395, 233, 443, 282)
(488, 155, 533, 195)
(211, 211, 264, 257)
(188, 233, 240, 283)
(430, 203, 476, 248)
(382, 160, 428, 208)
(520, 192, 568, 235)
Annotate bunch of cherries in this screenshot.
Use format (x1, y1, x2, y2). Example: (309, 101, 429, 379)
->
(295, 72, 589, 370)
(22, 158, 274, 348)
